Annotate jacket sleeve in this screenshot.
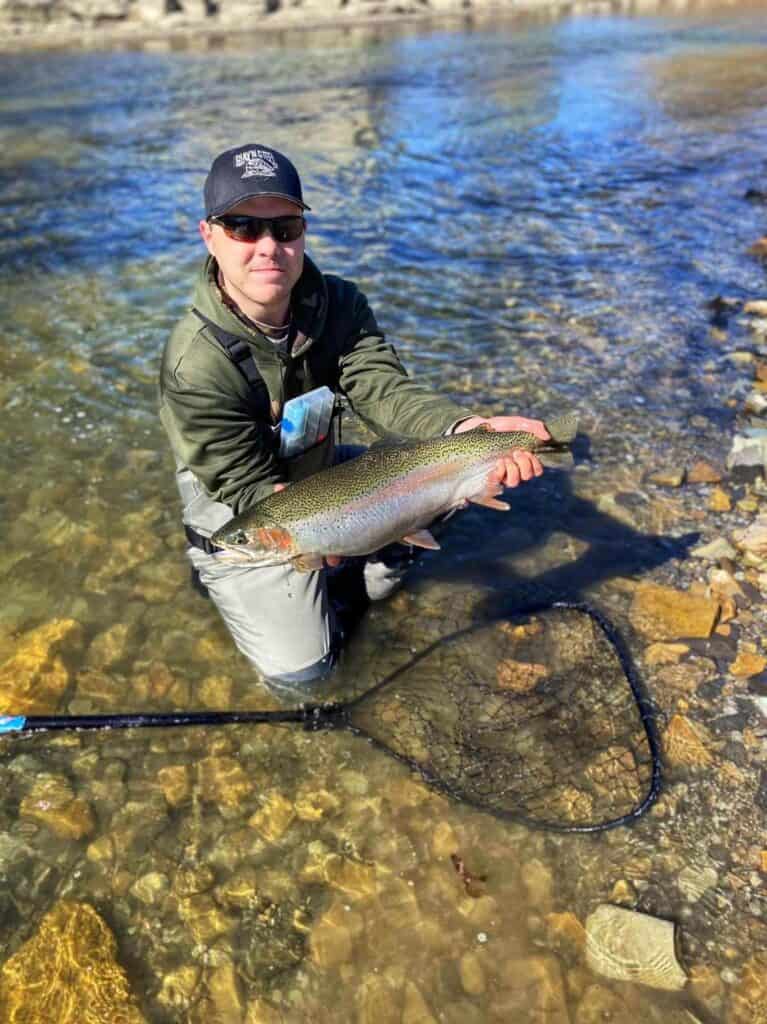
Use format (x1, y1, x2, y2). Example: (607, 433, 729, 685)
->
(337, 287, 471, 440)
(159, 334, 282, 514)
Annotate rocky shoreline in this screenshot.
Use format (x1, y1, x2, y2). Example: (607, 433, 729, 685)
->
(0, 0, 762, 54)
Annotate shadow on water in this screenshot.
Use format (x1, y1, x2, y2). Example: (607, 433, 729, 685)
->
(419, 451, 699, 618)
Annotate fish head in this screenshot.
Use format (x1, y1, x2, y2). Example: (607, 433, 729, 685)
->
(211, 515, 298, 565)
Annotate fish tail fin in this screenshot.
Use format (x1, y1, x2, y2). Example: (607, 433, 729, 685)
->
(543, 413, 578, 446)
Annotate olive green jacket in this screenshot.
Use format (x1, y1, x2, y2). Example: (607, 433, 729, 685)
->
(159, 255, 471, 515)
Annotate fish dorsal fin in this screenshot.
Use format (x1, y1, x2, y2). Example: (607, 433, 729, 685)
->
(400, 529, 441, 550)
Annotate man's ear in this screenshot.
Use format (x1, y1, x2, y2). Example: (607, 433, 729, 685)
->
(199, 219, 215, 255)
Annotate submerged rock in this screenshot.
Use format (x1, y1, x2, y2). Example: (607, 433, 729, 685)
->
(0, 901, 146, 1023)
(197, 755, 254, 811)
(687, 460, 723, 484)
(0, 618, 83, 715)
(688, 963, 725, 1020)
(730, 648, 767, 678)
(206, 962, 244, 1023)
(402, 980, 438, 1024)
(130, 871, 170, 905)
(647, 468, 685, 487)
(692, 537, 738, 562)
(664, 715, 714, 768)
(585, 904, 687, 991)
(458, 950, 486, 995)
(520, 859, 554, 910)
(727, 434, 767, 484)
(629, 583, 720, 640)
(248, 790, 296, 841)
(644, 642, 689, 667)
(544, 911, 587, 959)
(708, 486, 733, 512)
(156, 964, 202, 1015)
(156, 764, 191, 808)
(734, 514, 767, 560)
(309, 902, 357, 968)
(677, 864, 718, 903)
(356, 974, 401, 1024)
(245, 999, 284, 1024)
(495, 658, 548, 693)
(727, 951, 767, 1024)
(85, 622, 135, 669)
(176, 893, 236, 945)
(575, 984, 635, 1024)
(324, 854, 380, 897)
(19, 773, 95, 840)
(495, 954, 569, 1022)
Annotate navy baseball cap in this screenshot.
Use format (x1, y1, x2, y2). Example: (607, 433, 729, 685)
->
(204, 143, 310, 218)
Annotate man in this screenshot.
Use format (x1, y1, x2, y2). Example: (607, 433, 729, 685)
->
(159, 143, 548, 696)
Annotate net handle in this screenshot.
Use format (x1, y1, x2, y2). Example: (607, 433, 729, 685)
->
(0, 705, 348, 735)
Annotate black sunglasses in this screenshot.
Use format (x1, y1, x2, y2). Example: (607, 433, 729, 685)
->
(209, 214, 305, 244)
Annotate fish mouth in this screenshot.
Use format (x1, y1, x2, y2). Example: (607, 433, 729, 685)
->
(212, 542, 269, 564)
(211, 517, 297, 565)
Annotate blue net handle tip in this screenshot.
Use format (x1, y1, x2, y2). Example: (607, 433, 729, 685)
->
(0, 715, 27, 734)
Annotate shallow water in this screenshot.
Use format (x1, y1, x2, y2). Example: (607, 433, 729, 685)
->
(1, 4, 766, 1021)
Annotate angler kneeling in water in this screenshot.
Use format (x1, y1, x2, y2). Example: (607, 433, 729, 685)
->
(159, 143, 550, 697)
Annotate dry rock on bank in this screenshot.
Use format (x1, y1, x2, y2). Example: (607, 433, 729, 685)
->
(2, 0, 549, 47)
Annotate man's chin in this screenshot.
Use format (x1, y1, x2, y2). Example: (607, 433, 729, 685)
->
(243, 283, 289, 306)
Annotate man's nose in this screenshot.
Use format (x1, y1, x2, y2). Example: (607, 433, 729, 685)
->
(253, 230, 280, 253)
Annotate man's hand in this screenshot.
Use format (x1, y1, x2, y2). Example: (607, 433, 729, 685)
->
(454, 415, 549, 489)
(273, 482, 343, 567)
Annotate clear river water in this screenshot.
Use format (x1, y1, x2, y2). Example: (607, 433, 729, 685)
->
(1, 4, 766, 1022)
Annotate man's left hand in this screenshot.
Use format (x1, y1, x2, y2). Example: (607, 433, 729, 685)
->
(454, 415, 549, 489)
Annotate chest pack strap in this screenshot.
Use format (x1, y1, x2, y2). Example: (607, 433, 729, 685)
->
(192, 307, 264, 390)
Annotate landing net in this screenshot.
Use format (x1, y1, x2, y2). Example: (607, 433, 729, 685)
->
(343, 601, 661, 832)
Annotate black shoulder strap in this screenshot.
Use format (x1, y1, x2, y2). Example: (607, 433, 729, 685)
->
(192, 308, 264, 390)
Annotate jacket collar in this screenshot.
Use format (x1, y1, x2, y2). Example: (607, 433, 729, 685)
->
(192, 253, 328, 357)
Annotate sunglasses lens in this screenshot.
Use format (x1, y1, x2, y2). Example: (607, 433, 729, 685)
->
(215, 216, 304, 243)
(271, 217, 304, 242)
(226, 219, 258, 241)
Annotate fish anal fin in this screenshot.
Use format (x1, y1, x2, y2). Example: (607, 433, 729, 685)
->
(400, 529, 441, 550)
(292, 553, 325, 572)
(470, 495, 510, 511)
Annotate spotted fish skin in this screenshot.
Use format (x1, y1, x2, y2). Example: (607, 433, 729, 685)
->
(211, 414, 577, 567)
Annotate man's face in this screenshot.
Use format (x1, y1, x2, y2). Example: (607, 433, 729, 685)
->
(199, 195, 305, 323)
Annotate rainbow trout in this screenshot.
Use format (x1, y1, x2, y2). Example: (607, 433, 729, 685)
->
(211, 415, 578, 570)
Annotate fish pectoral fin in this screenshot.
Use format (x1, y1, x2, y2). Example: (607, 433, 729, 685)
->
(468, 480, 510, 511)
(292, 553, 326, 572)
(400, 529, 441, 550)
(470, 495, 510, 511)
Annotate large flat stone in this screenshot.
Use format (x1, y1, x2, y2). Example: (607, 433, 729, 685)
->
(629, 583, 719, 639)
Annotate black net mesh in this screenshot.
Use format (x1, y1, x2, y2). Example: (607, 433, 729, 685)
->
(342, 602, 660, 832)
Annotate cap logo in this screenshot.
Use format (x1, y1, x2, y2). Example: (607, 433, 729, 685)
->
(235, 149, 279, 180)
